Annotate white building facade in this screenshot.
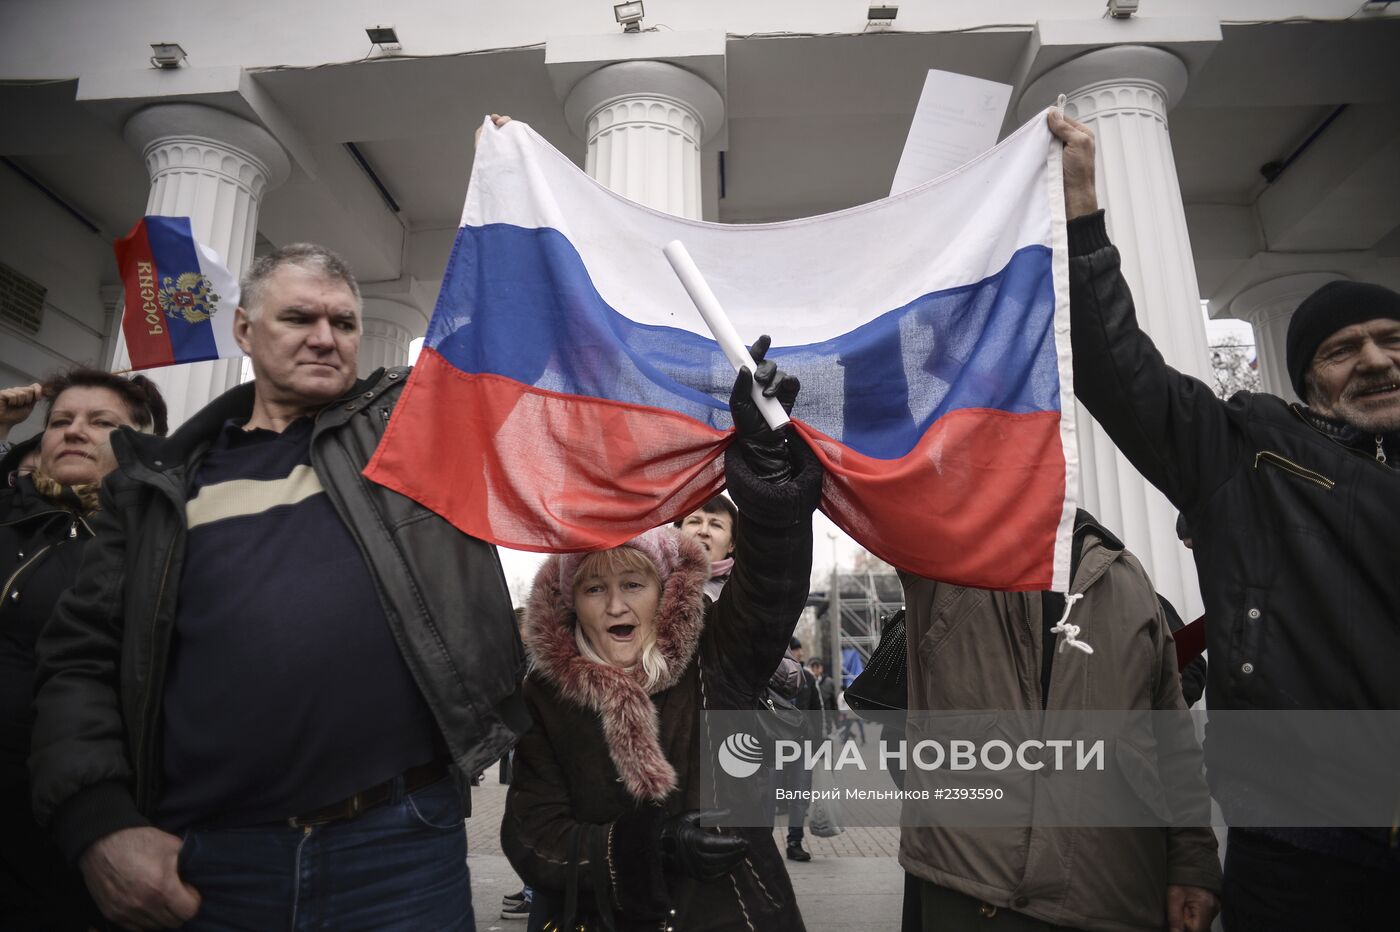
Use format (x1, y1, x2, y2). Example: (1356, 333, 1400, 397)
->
(3, 0, 1399, 616)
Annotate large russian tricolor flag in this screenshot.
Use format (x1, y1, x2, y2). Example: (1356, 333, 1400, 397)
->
(366, 112, 1077, 591)
(114, 216, 241, 371)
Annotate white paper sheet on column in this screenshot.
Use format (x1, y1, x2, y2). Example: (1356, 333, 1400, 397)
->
(890, 70, 1013, 196)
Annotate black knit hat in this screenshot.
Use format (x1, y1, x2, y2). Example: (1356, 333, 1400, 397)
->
(1286, 280, 1400, 398)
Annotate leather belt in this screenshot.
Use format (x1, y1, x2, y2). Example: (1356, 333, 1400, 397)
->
(287, 760, 448, 828)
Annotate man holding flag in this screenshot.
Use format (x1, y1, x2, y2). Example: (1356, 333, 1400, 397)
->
(1052, 109, 1400, 929)
(30, 243, 528, 930)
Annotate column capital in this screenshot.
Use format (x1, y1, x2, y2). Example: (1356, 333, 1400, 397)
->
(1230, 273, 1349, 327)
(1017, 45, 1188, 123)
(360, 293, 430, 340)
(563, 61, 724, 147)
(124, 103, 291, 195)
(357, 295, 429, 377)
(1227, 273, 1348, 402)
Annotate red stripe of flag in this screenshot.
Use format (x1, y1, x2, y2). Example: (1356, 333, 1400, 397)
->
(364, 349, 729, 553)
(365, 349, 1065, 590)
(793, 412, 1065, 591)
(114, 219, 175, 369)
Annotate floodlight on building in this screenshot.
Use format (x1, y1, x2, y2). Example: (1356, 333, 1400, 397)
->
(614, 2, 645, 33)
(149, 43, 187, 69)
(867, 5, 899, 21)
(1107, 0, 1139, 18)
(366, 25, 400, 47)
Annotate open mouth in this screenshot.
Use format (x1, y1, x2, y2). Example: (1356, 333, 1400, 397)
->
(57, 450, 93, 460)
(606, 624, 638, 641)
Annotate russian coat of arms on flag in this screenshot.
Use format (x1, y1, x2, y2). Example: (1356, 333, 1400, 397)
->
(114, 216, 242, 371)
(366, 112, 1078, 592)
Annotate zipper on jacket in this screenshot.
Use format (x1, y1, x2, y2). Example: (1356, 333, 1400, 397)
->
(1290, 404, 1396, 472)
(135, 541, 177, 812)
(1253, 451, 1335, 490)
(0, 507, 69, 530)
(1, 515, 89, 607)
(2, 544, 54, 604)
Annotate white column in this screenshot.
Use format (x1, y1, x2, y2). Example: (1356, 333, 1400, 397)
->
(1020, 46, 1207, 618)
(120, 103, 290, 429)
(563, 61, 724, 219)
(1230, 273, 1346, 403)
(98, 284, 124, 373)
(358, 296, 429, 377)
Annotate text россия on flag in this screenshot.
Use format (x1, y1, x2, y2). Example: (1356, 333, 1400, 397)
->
(114, 216, 241, 371)
(364, 113, 1077, 591)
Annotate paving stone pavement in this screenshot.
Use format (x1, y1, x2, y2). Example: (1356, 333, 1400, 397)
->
(466, 780, 905, 930)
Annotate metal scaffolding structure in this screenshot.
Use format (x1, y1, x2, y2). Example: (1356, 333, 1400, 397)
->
(807, 568, 904, 685)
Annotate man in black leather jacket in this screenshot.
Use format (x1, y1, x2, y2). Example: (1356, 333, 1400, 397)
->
(1051, 110, 1400, 930)
(29, 243, 528, 931)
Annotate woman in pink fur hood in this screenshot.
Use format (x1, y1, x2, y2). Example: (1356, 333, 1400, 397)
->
(501, 342, 822, 932)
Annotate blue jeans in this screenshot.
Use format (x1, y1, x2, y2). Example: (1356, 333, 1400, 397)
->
(176, 777, 472, 931)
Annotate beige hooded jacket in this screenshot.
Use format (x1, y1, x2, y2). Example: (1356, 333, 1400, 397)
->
(898, 518, 1220, 932)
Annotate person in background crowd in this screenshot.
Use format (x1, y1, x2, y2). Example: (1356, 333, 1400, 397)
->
(781, 637, 826, 863)
(0, 370, 167, 931)
(899, 510, 1221, 932)
(808, 658, 838, 735)
(28, 244, 528, 931)
(503, 340, 820, 931)
(1165, 516, 1207, 708)
(675, 492, 737, 601)
(676, 491, 813, 859)
(1053, 108, 1400, 928)
(836, 692, 866, 746)
(4, 442, 39, 488)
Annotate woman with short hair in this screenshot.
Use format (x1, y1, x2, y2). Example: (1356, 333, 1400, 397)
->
(0, 367, 167, 930)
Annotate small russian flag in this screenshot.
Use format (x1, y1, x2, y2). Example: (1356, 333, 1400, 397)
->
(114, 216, 242, 371)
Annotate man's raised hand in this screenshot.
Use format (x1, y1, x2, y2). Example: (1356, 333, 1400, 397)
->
(1048, 109, 1098, 220)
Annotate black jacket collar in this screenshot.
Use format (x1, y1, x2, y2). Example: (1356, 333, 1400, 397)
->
(114, 369, 386, 472)
(1294, 404, 1400, 463)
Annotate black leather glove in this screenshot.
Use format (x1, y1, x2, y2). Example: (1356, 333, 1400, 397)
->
(730, 335, 800, 484)
(658, 809, 750, 883)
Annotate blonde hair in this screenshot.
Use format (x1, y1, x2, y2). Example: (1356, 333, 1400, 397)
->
(573, 547, 671, 690)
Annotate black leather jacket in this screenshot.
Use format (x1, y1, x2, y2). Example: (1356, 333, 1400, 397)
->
(1069, 212, 1400, 848)
(29, 368, 528, 862)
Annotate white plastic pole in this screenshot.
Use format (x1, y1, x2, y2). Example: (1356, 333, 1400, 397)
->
(662, 240, 790, 430)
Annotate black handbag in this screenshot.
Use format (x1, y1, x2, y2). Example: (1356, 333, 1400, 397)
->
(756, 685, 807, 742)
(843, 608, 908, 713)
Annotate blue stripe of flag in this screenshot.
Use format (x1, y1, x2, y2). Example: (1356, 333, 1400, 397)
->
(429, 224, 1060, 461)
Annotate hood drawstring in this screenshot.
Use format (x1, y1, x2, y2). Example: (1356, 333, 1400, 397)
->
(1050, 592, 1094, 655)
